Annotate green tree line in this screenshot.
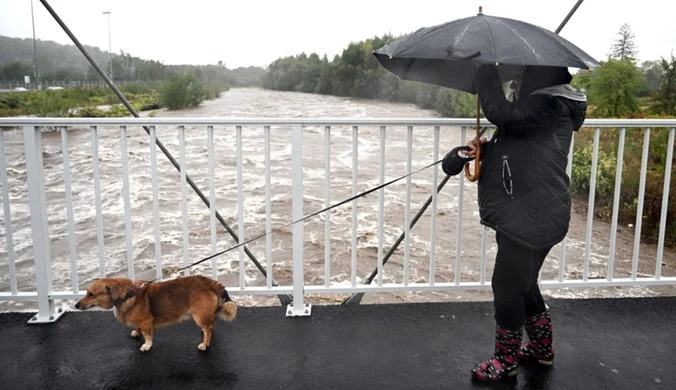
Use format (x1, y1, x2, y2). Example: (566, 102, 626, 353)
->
(262, 34, 477, 118)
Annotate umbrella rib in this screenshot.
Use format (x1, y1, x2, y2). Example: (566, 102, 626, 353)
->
(494, 19, 544, 63)
(481, 16, 498, 62)
(494, 18, 587, 68)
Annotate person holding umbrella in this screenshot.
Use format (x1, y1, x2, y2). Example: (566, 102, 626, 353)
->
(464, 63, 588, 381)
(372, 7, 599, 382)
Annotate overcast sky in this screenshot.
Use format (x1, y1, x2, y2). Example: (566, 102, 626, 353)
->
(2, 0, 674, 69)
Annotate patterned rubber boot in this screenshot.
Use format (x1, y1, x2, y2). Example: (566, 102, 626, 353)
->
(471, 325, 522, 381)
(517, 310, 555, 366)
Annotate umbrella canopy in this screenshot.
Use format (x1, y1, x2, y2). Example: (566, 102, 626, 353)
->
(374, 10, 601, 93)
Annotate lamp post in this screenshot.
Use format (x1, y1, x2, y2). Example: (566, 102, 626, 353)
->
(30, 0, 40, 90)
(102, 11, 112, 81)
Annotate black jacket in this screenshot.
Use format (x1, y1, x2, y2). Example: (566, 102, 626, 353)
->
(475, 65, 587, 251)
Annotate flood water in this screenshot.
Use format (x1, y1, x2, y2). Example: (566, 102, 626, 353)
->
(1, 87, 674, 310)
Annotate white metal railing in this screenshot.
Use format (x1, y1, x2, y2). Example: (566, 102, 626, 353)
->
(0, 117, 675, 323)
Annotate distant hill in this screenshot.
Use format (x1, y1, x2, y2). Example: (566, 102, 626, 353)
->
(0, 35, 114, 73)
(0, 35, 265, 86)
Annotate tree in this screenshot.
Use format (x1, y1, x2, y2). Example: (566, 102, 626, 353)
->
(587, 58, 644, 117)
(651, 54, 676, 116)
(641, 60, 665, 96)
(0, 61, 33, 81)
(610, 23, 638, 62)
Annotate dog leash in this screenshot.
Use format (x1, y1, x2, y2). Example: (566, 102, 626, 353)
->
(138, 158, 445, 287)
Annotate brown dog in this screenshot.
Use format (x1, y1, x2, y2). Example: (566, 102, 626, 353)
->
(74, 275, 237, 352)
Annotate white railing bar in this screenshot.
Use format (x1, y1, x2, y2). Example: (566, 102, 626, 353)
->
(2, 117, 675, 127)
(120, 126, 134, 280)
(290, 123, 308, 315)
(0, 289, 294, 301)
(0, 292, 38, 301)
(480, 226, 488, 284)
(3, 274, 676, 303)
(266, 125, 273, 289)
(351, 125, 358, 287)
(2, 275, 675, 302)
(90, 126, 105, 277)
(583, 128, 600, 281)
(149, 126, 162, 279)
(632, 128, 651, 280)
(559, 131, 575, 282)
(324, 125, 331, 287)
(656, 128, 675, 279)
(304, 278, 676, 293)
(179, 126, 190, 276)
(456, 127, 467, 285)
(23, 126, 56, 322)
(236, 125, 245, 289)
(404, 126, 413, 286)
(608, 127, 626, 281)
(378, 126, 386, 287)
(61, 127, 79, 291)
(0, 130, 17, 294)
(429, 126, 440, 285)
(207, 126, 218, 280)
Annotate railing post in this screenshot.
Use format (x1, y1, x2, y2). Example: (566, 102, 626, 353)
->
(23, 126, 64, 324)
(287, 123, 311, 317)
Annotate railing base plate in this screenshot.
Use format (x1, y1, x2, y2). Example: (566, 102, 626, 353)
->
(286, 303, 312, 317)
(27, 307, 66, 324)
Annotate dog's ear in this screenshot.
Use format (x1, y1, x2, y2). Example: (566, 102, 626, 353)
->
(105, 284, 122, 301)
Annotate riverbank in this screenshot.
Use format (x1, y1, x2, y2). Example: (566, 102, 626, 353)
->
(0, 79, 228, 118)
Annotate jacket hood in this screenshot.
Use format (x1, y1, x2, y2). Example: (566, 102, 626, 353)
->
(531, 84, 588, 131)
(530, 84, 587, 102)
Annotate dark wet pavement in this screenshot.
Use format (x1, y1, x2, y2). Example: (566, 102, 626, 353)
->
(0, 297, 673, 389)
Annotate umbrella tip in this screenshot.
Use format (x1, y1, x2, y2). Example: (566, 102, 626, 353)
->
(478, 6, 483, 14)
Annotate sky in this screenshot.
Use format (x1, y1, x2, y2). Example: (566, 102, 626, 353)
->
(1, 0, 675, 69)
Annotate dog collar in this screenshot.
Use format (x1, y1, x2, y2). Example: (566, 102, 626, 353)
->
(113, 282, 147, 306)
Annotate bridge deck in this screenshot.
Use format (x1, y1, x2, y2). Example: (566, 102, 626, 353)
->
(0, 297, 673, 389)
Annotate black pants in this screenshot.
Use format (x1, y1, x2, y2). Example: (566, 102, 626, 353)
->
(491, 232, 553, 330)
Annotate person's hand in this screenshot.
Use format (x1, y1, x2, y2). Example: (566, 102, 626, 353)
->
(465, 137, 487, 158)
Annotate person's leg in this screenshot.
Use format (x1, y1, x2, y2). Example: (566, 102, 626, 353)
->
(523, 245, 550, 316)
(519, 247, 556, 365)
(491, 232, 543, 329)
(472, 232, 543, 381)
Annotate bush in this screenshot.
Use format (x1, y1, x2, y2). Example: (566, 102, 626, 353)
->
(26, 90, 78, 117)
(434, 89, 477, 118)
(571, 142, 617, 199)
(570, 127, 676, 247)
(0, 94, 22, 109)
(204, 83, 228, 100)
(120, 82, 159, 95)
(159, 72, 206, 110)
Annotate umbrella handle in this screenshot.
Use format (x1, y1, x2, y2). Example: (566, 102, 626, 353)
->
(464, 94, 481, 182)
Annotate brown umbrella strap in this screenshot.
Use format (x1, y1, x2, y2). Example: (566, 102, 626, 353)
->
(464, 94, 481, 182)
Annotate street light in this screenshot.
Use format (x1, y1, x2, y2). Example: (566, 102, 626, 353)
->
(30, 0, 40, 90)
(102, 11, 112, 81)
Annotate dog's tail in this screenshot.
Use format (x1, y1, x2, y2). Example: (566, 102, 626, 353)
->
(215, 284, 237, 322)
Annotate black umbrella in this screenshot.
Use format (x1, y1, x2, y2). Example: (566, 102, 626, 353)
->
(374, 7, 601, 94)
(374, 7, 601, 181)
